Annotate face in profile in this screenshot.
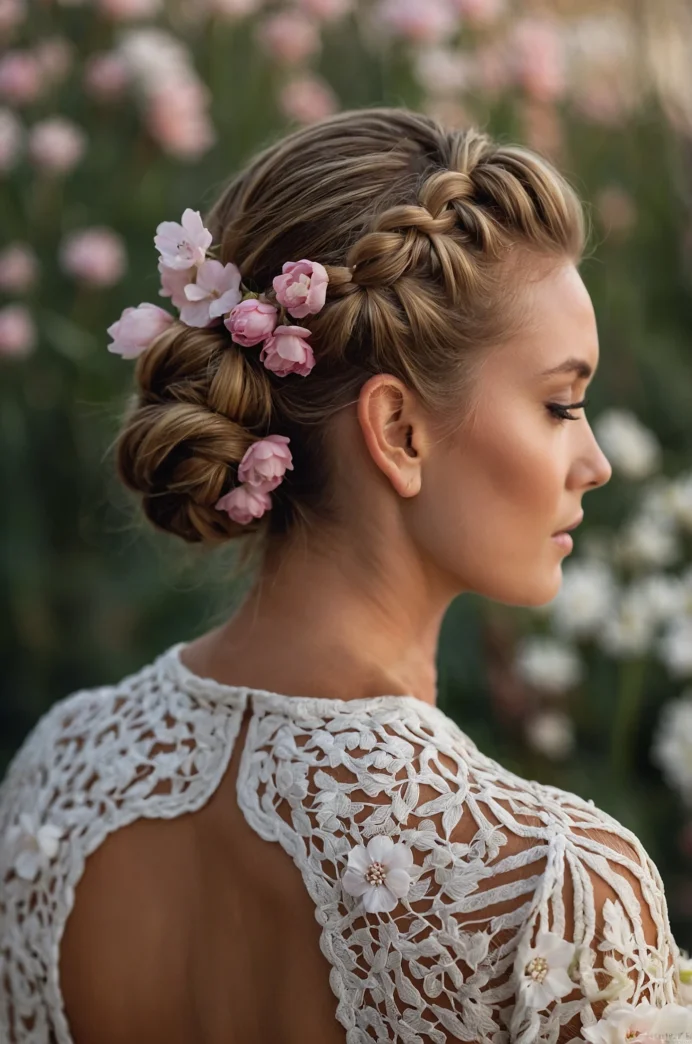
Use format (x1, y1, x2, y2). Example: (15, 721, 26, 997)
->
(409, 261, 613, 608)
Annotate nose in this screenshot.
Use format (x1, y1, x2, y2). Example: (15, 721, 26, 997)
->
(586, 430, 613, 490)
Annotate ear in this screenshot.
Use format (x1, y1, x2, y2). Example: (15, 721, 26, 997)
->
(356, 374, 430, 498)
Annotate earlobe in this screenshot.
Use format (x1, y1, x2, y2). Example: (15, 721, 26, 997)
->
(357, 375, 424, 499)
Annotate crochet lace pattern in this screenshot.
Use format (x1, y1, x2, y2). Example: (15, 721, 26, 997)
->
(0, 642, 682, 1043)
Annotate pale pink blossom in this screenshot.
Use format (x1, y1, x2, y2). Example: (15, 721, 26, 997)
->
(215, 484, 272, 524)
(511, 18, 566, 103)
(295, 0, 353, 22)
(146, 85, 215, 159)
(450, 0, 504, 27)
(0, 0, 26, 34)
(98, 0, 162, 20)
(273, 259, 328, 319)
(279, 75, 338, 124)
(0, 50, 42, 106)
(158, 261, 189, 309)
(225, 298, 278, 347)
(414, 47, 471, 96)
(179, 259, 242, 327)
(238, 435, 293, 491)
(84, 52, 130, 101)
(376, 0, 457, 45)
(256, 11, 321, 65)
(0, 107, 22, 170)
(60, 227, 127, 288)
(260, 325, 315, 377)
(28, 117, 86, 175)
(342, 836, 413, 914)
(155, 208, 212, 271)
(0, 303, 36, 358)
(0, 243, 38, 293)
(34, 37, 73, 86)
(107, 302, 173, 359)
(474, 40, 512, 95)
(205, 0, 262, 18)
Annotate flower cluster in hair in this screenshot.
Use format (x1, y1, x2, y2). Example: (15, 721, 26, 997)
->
(106, 207, 329, 525)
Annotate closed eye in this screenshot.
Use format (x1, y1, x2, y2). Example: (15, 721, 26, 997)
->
(546, 398, 590, 422)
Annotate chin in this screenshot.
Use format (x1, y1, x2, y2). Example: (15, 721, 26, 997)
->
(485, 571, 563, 609)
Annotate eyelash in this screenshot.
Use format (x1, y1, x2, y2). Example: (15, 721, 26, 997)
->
(546, 398, 590, 422)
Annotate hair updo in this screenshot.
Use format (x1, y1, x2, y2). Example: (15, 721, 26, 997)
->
(115, 106, 586, 548)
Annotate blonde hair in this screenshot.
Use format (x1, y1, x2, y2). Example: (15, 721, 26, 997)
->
(116, 106, 586, 549)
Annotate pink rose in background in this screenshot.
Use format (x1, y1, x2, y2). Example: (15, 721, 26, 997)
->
(98, 0, 162, 20)
(295, 0, 353, 22)
(146, 81, 215, 159)
(256, 12, 321, 65)
(279, 76, 338, 125)
(34, 37, 73, 86)
(84, 52, 129, 101)
(158, 261, 189, 310)
(107, 302, 173, 359)
(180, 259, 242, 327)
(0, 243, 38, 294)
(451, 0, 504, 27)
(376, 0, 457, 45)
(0, 304, 36, 358)
(0, 0, 26, 34)
(260, 325, 315, 377)
(60, 228, 127, 288)
(0, 108, 22, 171)
(155, 208, 212, 270)
(0, 50, 42, 106)
(28, 117, 86, 175)
(273, 259, 328, 319)
(238, 435, 293, 491)
(215, 484, 272, 525)
(511, 17, 566, 103)
(225, 299, 278, 347)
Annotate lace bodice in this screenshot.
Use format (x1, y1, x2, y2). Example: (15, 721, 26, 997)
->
(0, 641, 684, 1043)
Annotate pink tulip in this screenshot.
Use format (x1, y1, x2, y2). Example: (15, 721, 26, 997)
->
(28, 117, 86, 175)
(0, 51, 42, 106)
(158, 261, 189, 310)
(0, 0, 26, 34)
(511, 17, 566, 103)
(273, 259, 328, 319)
(146, 84, 215, 160)
(84, 52, 129, 101)
(238, 435, 293, 491)
(60, 228, 127, 288)
(215, 484, 272, 525)
(0, 304, 36, 358)
(255, 12, 321, 65)
(107, 302, 173, 359)
(180, 259, 242, 327)
(259, 325, 315, 377)
(279, 76, 338, 125)
(225, 298, 278, 347)
(0, 107, 22, 171)
(376, 0, 457, 44)
(0, 243, 38, 293)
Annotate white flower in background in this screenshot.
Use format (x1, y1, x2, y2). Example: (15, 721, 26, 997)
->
(525, 710, 575, 760)
(548, 559, 618, 640)
(614, 513, 681, 570)
(414, 47, 472, 96)
(0, 303, 36, 358)
(0, 242, 38, 294)
(342, 835, 413, 913)
(155, 209, 212, 271)
(513, 930, 576, 1011)
(28, 116, 86, 175)
(651, 690, 692, 805)
(629, 573, 685, 625)
(0, 107, 23, 171)
(660, 618, 692, 678)
(583, 1001, 692, 1043)
(180, 259, 242, 327)
(671, 472, 692, 532)
(118, 27, 191, 91)
(60, 227, 127, 288)
(6, 813, 63, 881)
(599, 586, 656, 658)
(593, 408, 661, 480)
(514, 636, 583, 694)
(677, 948, 692, 1005)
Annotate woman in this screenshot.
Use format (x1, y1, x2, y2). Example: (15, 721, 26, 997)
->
(0, 107, 686, 1044)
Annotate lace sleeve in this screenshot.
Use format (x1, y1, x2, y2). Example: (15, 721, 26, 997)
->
(236, 694, 681, 1044)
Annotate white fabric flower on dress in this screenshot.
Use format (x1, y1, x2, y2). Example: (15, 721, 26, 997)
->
(154, 208, 212, 270)
(582, 1000, 692, 1044)
(342, 835, 413, 913)
(180, 259, 242, 327)
(7, 812, 63, 881)
(513, 929, 576, 1011)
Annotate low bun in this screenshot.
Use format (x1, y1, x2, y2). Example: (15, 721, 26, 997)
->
(116, 321, 274, 544)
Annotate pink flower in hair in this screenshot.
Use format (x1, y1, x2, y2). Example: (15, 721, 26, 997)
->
(224, 298, 278, 347)
(154, 208, 212, 271)
(158, 261, 189, 310)
(215, 484, 272, 525)
(273, 259, 328, 319)
(238, 435, 293, 492)
(260, 325, 315, 377)
(180, 259, 242, 327)
(107, 302, 173, 359)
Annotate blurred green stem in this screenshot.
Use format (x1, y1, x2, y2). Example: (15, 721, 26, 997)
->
(610, 657, 647, 779)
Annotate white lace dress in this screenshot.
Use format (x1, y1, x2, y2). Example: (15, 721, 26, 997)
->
(0, 641, 684, 1044)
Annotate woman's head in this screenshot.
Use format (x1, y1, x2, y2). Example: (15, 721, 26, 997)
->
(116, 106, 611, 607)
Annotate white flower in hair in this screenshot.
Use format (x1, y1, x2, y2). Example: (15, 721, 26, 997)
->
(180, 259, 242, 327)
(154, 208, 212, 270)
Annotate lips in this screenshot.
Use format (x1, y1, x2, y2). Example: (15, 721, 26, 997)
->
(552, 512, 584, 536)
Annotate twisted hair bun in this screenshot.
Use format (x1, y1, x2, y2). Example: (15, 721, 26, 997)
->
(115, 107, 586, 546)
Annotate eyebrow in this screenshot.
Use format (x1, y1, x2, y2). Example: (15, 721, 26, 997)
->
(539, 357, 594, 380)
